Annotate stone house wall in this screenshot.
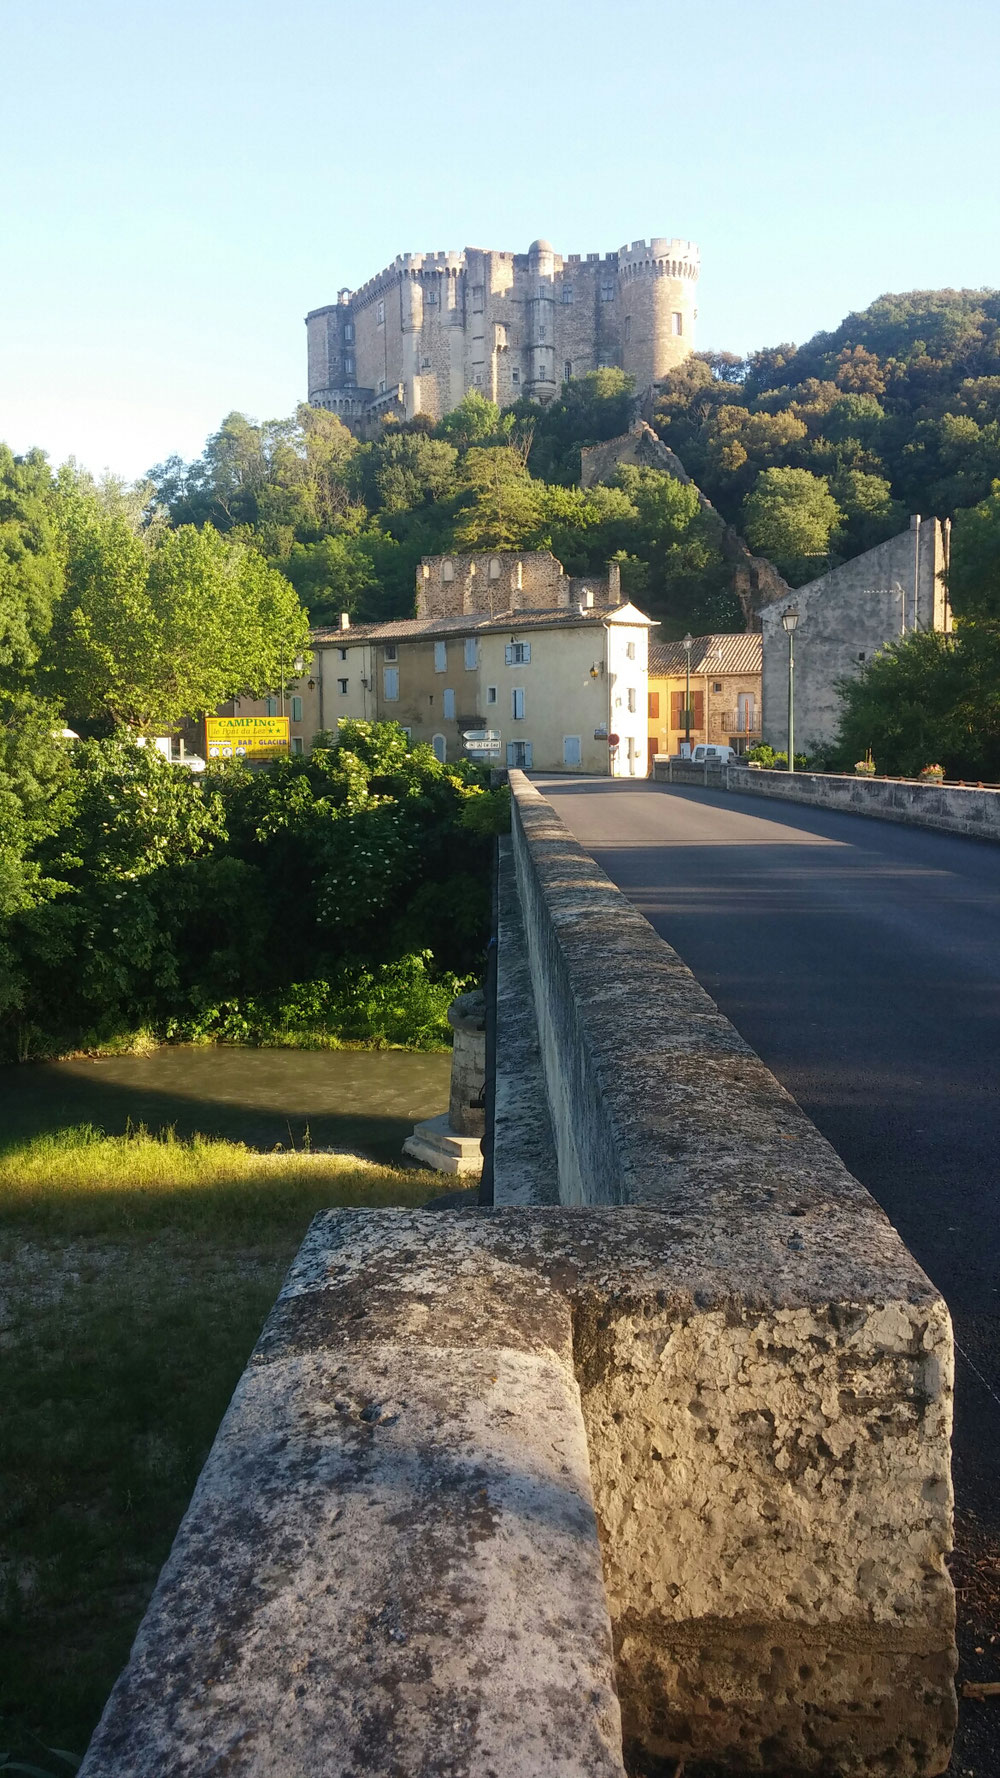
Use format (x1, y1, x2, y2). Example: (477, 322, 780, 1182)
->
(760, 518, 950, 752)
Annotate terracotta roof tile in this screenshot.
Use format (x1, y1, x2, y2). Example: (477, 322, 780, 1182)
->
(648, 633, 761, 676)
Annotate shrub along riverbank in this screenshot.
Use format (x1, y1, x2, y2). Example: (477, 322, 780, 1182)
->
(1, 721, 507, 1063)
(0, 1124, 446, 1770)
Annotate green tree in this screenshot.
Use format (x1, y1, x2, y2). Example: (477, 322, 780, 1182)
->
(436, 391, 509, 449)
(0, 445, 64, 687)
(948, 481, 1000, 620)
(742, 467, 842, 583)
(453, 446, 544, 549)
(48, 516, 311, 730)
(833, 627, 1000, 780)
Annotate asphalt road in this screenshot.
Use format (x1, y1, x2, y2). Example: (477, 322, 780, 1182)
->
(535, 774, 1000, 1772)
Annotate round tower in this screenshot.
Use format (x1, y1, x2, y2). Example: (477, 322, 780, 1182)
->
(618, 238, 699, 391)
(526, 238, 558, 402)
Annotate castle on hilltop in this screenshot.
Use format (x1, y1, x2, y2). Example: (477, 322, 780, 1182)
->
(305, 235, 699, 435)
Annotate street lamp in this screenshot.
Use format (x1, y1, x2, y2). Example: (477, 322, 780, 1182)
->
(279, 653, 306, 719)
(781, 607, 799, 773)
(682, 632, 694, 756)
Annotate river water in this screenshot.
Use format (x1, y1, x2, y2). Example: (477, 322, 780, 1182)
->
(0, 1046, 451, 1167)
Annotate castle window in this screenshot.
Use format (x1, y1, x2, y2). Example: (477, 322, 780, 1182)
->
(376, 299, 385, 325)
(562, 285, 573, 304)
(425, 287, 438, 305)
(473, 372, 482, 386)
(442, 559, 454, 582)
(472, 285, 484, 312)
(564, 360, 572, 382)
(624, 316, 631, 342)
(538, 324, 546, 340)
(343, 322, 354, 342)
(488, 557, 501, 580)
(421, 357, 431, 369)
(672, 312, 683, 335)
(338, 678, 348, 694)
(378, 379, 386, 394)
(601, 279, 615, 301)
(344, 356, 354, 374)
(511, 368, 520, 383)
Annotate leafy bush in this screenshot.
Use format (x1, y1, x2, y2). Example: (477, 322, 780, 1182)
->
(0, 723, 493, 1060)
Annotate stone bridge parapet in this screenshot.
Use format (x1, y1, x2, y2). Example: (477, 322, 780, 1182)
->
(78, 775, 957, 1778)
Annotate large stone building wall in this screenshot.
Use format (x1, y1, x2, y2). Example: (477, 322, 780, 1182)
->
(306, 237, 699, 432)
(761, 517, 950, 752)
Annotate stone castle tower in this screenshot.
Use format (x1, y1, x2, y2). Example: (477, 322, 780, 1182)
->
(305, 235, 699, 435)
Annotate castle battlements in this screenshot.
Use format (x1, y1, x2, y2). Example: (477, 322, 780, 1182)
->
(306, 231, 699, 435)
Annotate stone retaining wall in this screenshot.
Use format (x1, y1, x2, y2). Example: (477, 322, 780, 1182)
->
(723, 765, 1000, 840)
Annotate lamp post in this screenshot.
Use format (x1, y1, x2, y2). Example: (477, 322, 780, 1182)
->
(682, 632, 693, 756)
(781, 607, 799, 772)
(279, 653, 306, 720)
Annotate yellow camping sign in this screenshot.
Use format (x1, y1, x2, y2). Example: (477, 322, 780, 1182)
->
(205, 716, 290, 761)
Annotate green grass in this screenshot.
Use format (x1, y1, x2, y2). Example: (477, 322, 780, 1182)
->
(0, 1125, 442, 1771)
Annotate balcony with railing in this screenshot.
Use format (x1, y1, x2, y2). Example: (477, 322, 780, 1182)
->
(710, 709, 761, 746)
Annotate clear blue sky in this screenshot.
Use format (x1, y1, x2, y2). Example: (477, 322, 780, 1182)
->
(3, 0, 998, 481)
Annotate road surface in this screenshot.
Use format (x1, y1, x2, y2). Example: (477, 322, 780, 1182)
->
(535, 774, 1000, 1771)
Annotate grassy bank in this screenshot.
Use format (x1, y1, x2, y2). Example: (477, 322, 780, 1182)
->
(0, 1126, 442, 1771)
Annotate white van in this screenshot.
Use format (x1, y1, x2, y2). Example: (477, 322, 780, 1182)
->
(690, 743, 736, 764)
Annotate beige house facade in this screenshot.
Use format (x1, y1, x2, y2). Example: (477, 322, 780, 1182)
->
(232, 602, 654, 776)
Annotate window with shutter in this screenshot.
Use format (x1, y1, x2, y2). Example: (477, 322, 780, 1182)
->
(383, 668, 399, 701)
(648, 692, 660, 719)
(443, 689, 456, 719)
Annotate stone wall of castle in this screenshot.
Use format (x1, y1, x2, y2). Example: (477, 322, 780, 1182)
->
(306, 237, 699, 430)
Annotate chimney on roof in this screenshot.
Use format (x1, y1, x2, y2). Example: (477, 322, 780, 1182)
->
(339, 612, 350, 631)
(606, 561, 622, 607)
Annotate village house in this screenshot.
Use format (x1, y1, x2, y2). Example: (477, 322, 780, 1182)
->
(647, 634, 762, 764)
(224, 551, 655, 776)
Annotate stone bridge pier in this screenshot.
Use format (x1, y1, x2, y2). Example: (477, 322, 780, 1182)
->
(79, 774, 957, 1778)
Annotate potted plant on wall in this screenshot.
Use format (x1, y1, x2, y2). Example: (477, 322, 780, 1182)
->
(919, 763, 945, 783)
(854, 751, 876, 777)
